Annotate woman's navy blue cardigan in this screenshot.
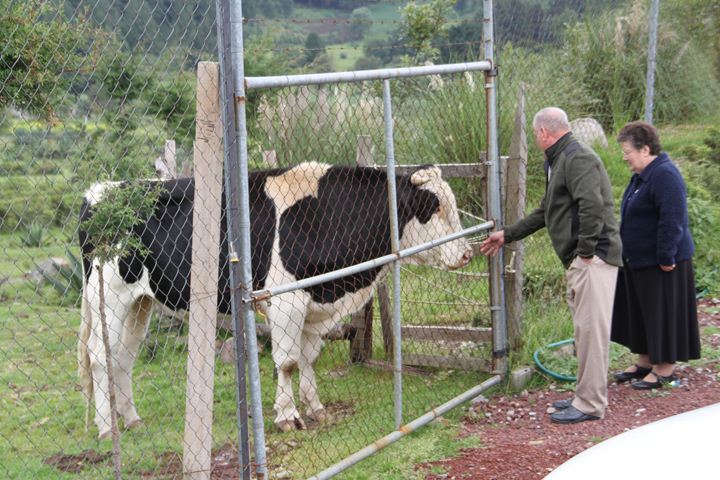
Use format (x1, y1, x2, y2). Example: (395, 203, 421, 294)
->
(619, 152, 695, 269)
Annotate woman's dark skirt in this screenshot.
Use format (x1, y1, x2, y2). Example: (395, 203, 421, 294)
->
(611, 259, 701, 364)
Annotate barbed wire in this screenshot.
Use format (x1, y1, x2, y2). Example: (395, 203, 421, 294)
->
(244, 17, 485, 26)
(245, 39, 484, 55)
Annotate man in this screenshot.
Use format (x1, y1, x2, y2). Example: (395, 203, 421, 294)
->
(481, 107, 621, 424)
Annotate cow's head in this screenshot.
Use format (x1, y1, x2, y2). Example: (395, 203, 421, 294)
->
(399, 166, 473, 270)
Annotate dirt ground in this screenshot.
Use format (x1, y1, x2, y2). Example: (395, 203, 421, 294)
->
(417, 298, 720, 479)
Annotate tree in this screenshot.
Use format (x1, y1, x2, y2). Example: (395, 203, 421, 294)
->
(304, 32, 324, 64)
(349, 7, 372, 41)
(0, 0, 90, 117)
(99, 47, 152, 108)
(401, 0, 456, 63)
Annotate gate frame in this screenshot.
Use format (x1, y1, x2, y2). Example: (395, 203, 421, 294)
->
(219, 0, 507, 478)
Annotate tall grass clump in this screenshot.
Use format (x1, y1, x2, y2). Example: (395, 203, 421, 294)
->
(564, 0, 720, 131)
(248, 84, 385, 168)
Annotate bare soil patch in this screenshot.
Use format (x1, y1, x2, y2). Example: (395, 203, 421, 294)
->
(417, 298, 720, 479)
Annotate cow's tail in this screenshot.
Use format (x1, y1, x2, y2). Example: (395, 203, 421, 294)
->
(78, 273, 93, 432)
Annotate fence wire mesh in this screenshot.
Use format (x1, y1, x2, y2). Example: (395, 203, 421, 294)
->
(2, 0, 718, 478)
(244, 74, 493, 477)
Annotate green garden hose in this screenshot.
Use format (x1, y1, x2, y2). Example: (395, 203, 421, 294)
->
(533, 338, 577, 382)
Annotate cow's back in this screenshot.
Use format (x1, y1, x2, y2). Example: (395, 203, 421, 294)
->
(80, 173, 280, 314)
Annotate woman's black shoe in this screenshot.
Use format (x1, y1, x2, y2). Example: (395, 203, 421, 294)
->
(613, 365, 652, 383)
(631, 373, 677, 390)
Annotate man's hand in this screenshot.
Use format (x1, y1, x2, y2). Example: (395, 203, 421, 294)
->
(480, 230, 505, 257)
(580, 256, 593, 265)
(660, 264, 676, 272)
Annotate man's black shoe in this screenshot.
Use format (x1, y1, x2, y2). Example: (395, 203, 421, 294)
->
(613, 365, 652, 383)
(551, 398, 573, 410)
(550, 405, 599, 424)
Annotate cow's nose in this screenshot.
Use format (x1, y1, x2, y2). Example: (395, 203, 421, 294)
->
(462, 250, 473, 263)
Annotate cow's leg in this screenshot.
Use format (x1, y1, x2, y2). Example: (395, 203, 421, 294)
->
(269, 294, 307, 432)
(299, 326, 326, 423)
(115, 295, 153, 430)
(86, 265, 142, 440)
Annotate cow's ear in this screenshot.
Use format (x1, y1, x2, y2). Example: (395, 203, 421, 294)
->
(410, 166, 441, 186)
(412, 188, 440, 224)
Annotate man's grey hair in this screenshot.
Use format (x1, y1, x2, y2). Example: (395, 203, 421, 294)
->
(533, 107, 571, 134)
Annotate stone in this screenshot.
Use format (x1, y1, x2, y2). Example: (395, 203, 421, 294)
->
(510, 366, 535, 390)
(570, 117, 609, 148)
(471, 394, 489, 405)
(218, 338, 236, 364)
(27, 257, 70, 284)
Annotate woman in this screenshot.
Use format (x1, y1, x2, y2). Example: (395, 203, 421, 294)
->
(611, 121, 700, 389)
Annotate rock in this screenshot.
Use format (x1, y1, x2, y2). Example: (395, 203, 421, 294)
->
(471, 394, 489, 405)
(510, 366, 535, 390)
(27, 257, 70, 284)
(218, 338, 236, 364)
(570, 117, 609, 148)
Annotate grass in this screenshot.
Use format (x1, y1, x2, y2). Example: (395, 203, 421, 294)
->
(363, 3, 404, 42)
(327, 45, 365, 71)
(0, 231, 497, 479)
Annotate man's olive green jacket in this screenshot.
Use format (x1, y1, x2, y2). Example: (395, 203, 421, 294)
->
(504, 132, 622, 269)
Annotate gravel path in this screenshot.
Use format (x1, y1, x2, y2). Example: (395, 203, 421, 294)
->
(417, 299, 720, 479)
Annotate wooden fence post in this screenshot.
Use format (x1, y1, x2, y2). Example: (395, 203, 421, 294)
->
(504, 85, 527, 351)
(183, 61, 223, 480)
(154, 139, 177, 179)
(350, 135, 376, 363)
(263, 149, 278, 168)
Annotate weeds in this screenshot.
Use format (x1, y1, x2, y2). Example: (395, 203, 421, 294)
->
(21, 222, 45, 247)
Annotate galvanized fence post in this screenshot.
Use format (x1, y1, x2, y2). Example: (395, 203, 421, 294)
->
(382, 79, 403, 430)
(216, 0, 251, 477)
(483, 0, 509, 375)
(645, 0, 661, 124)
(228, 0, 268, 477)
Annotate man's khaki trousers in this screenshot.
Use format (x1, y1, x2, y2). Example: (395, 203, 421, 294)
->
(565, 255, 618, 418)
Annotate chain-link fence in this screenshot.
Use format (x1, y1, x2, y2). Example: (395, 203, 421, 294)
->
(3, 0, 718, 478)
(241, 68, 499, 478)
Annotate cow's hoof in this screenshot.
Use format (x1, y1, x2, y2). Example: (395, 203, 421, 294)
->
(276, 416, 306, 432)
(98, 430, 112, 441)
(293, 416, 306, 430)
(125, 418, 143, 431)
(277, 421, 294, 433)
(309, 408, 327, 423)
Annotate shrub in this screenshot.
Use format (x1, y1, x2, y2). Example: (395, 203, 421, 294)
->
(21, 222, 45, 247)
(0, 175, 80, 234)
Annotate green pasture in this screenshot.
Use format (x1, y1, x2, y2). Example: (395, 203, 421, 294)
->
(0, 230, 498, 479)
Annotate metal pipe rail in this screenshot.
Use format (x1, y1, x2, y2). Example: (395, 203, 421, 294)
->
(247, 221, 494, 302)
(308, 375, 503, 480)
(244, 61, 492, 89)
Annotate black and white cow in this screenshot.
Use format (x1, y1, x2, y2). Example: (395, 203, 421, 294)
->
(78, 162, 473, 439)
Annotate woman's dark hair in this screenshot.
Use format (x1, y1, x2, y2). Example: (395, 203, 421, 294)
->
(617, 121, 661, 155)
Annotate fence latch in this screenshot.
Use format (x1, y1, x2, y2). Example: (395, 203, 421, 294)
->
(504, 251, 516, 274)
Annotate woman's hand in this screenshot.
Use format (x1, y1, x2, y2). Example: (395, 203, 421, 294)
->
(660, 264, 676, 272)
